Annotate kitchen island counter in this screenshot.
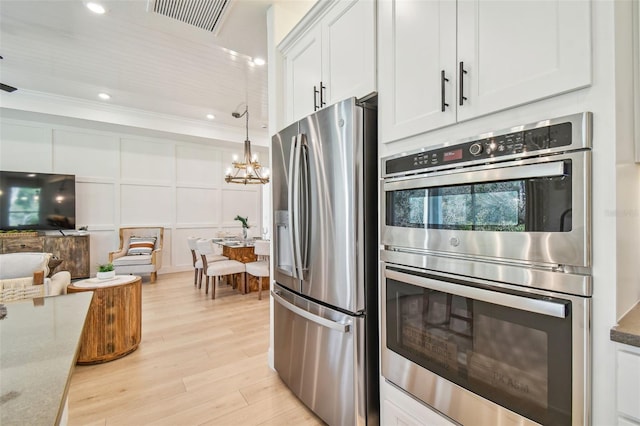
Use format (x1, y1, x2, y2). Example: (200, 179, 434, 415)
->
(0, 292, 93, 425)
(611, 302, 640, 347)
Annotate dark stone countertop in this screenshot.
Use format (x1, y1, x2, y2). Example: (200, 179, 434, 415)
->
(611, 302, 640, 347)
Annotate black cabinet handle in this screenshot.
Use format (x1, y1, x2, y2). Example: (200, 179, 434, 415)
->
(441, 70, 449, 112)
(313, 85, 319, 111)
(320, 81, 326, 107)
(459, 62, 468, 106)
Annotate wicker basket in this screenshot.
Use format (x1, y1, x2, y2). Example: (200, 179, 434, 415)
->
(0, 277, 45, 303)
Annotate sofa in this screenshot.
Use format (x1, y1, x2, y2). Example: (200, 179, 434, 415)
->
(0, 252, 71, 303)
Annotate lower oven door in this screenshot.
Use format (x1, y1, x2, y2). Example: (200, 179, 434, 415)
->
(381, 264, 590, 426)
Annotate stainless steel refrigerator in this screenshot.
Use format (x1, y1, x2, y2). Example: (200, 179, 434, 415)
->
(271, 97, 379, 426)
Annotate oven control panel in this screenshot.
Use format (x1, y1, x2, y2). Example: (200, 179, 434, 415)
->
(385, 121, 573, 175)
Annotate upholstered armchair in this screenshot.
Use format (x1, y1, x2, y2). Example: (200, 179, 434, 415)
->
(0, 252, 71, 302)
(109, 227, 163, 282)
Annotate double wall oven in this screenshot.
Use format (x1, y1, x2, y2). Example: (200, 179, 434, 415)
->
(381, 113, 592, 426)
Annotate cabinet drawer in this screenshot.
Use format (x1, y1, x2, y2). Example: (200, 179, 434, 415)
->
(2, 237, 45, 253)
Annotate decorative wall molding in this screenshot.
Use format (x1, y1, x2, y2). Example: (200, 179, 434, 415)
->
(0, 113, 264, 276)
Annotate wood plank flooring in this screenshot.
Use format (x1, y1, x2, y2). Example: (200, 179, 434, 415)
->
(67, 272, 324, 426)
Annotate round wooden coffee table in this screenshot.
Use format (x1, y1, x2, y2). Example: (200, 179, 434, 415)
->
(67, 275, 142, 364)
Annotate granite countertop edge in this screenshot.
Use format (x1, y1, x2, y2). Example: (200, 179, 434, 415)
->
(610, 302, 640, 348)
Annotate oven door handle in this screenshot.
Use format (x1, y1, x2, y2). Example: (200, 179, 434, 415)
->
(385, 160, 566, 190)
(386, 269, 568, 318)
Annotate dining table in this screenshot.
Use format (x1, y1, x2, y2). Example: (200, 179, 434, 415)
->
(212, 239, 269, 293)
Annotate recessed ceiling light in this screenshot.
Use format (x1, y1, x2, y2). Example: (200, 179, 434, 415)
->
(98, 92, 111, 100)
(253, 58, 266, 66)
(206, 114, 215, 120)
(86, 2, 106, 14)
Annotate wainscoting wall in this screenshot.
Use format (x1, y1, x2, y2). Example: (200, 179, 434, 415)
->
(0, 112, 267, 276)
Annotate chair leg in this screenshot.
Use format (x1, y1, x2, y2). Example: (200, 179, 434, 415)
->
(212, 276, 217, 300)
(193, 269, 198, 286)
(258, 275, 262, 300)
(151, 272, 157, 283)
(205, 276, 210, 294)
(198, 269, 203, 289)
(239, 273, 246, 296)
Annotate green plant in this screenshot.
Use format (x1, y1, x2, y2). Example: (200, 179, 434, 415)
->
(97, 263, 114, 273)
(234, 215, 250, 229)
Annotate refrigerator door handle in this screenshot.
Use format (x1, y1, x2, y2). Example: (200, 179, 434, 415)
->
(272, 290, 351, 333)
(298, 134, 310, 277)
(287, 135, 298, 278)
(291, 134, 306, 280)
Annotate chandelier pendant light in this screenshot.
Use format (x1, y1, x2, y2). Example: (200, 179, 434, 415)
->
(225, 105, 269, 185)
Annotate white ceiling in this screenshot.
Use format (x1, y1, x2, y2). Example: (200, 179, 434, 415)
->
(0, 0, 278, 139)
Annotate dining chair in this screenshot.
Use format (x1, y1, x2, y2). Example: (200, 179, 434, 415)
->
(187, 237, 228, 288)
(196, 239, 245, 299)
(245, 240, 270, 300)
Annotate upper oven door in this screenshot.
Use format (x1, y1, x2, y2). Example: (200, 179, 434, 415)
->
(382, 150, 590, 268)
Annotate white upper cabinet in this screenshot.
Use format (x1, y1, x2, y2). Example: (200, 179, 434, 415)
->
(284, 26, 323, 124)
(378, 0, 457, 143)
(322, 0, 377, 107)
(456, 0, 592, 121)
(281, 0, 376, 124)
(379, 0, 592, 144)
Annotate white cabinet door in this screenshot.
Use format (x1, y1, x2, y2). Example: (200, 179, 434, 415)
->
(618, 348, 640, 422)
(457, 0, 591, 121)
(378, 0, 457, 144)
(284, 26, 323, 124)
(323, 0, 376, 106)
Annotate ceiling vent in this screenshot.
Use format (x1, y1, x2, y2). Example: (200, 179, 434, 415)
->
(150, 0, 231, 33)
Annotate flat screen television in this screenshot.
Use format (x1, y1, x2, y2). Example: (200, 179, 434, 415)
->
(0, 171, 76, 231)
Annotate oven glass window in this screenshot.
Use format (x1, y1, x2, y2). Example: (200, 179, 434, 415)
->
(386, 161, 572, 232)
(386, 276, 572, 425)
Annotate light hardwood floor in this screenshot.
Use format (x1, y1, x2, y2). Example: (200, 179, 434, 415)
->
(67, 272, 324, 426)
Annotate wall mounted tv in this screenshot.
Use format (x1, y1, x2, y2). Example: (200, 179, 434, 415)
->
(0, 171, 76, 231)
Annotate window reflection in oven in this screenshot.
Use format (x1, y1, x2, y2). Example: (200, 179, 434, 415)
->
(387, 277, 573, 426)
(385, 162, 573, 232)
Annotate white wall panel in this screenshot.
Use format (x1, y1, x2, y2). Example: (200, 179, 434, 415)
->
(1, 114, 266, 276)
(173, 228, 197, 268)
(76, 182, 115, 227)
(120, 138, 173, 183)
(161, 228, 172, 269)
(53, 129, 119, 178)
(89, 230, 119, 268)
(221, 188, 261, 227)
(121, 184, 172, 225)
(176, 187, 220, 225)
(0, 122, 52, 172)
(176, 144, 221, 186)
